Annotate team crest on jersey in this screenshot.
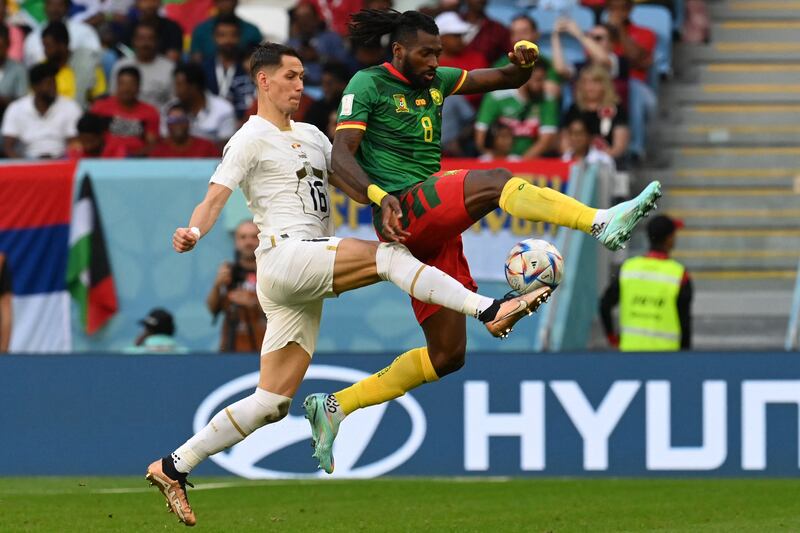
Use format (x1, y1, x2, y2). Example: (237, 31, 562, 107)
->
(292, 143, 309, 160)
(429, 88, 443, 106)
(393, 94, 409, 113)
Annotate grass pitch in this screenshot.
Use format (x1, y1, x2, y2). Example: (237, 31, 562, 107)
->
(1, 477, 799, 532)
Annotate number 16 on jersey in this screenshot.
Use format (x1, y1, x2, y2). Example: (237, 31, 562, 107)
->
(296, 165, 329, 220)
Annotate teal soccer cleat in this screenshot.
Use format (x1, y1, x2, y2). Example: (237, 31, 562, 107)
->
(303, 393, 341, 474)
(595, 181, 662, 251)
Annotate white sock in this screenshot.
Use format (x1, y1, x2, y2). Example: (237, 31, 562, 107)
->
(375, 242, 494, 319)
(171, 388, 291, 474)
(593, 208, 612, 230)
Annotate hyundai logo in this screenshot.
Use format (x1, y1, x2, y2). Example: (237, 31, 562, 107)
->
(194, 365, 427, 479)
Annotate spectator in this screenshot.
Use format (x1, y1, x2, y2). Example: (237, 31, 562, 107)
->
(562, 114, 612, 166)
(0, 0, 24, 62)
(22, 0, 101, 66)
(206, 220, 266, 352)
(90, 66, 159, 156)
(67, 112, 129, 158)
(478, 122, 519, 162)
(0, 23, 28, 123)
(118, 0, 184, 63)
(475, 62, 558, 159)
(0, 252, 11, 353)
(561, 114, 628, 202)
(165, 62, 236, 145)
(495, 15, 561, 100)
(202, 15, 254, 120)
(600, 214, 692, 351)
(111, 22, 174, 109)
(97, 21, 129, 83)
(151, 102, 219, 157)
(441, 94, 475, 157)
(124, 308, 188, 353)
(2, 63, 81, 158)
(287, 2, 351, 87)
(461, 0, 509, 64)
(42, 21, 106, 108)
(561, 65, 629, 163)
(435, 12, 480, 70)
(190, 0, 262, 64)
(435, 11, 486, 108)
(606, 0, 656, 85)
(552, 20, 629, 106)
(303, 61, 348, 133)
(606, 0, 656, 159)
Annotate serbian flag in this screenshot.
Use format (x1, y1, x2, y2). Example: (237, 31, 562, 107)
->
(0, 162, 76, 352)
(66, 175, 118, 335)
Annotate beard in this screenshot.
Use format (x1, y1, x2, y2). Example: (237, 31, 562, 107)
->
(401, 59, 435, 89)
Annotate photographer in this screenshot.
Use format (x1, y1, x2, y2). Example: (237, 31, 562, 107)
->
(207, 220, 266, 352)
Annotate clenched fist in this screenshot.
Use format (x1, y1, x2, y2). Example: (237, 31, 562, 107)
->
(173, 227, 199, 253)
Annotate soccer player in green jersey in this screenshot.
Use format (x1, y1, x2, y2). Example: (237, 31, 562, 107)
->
(304, 9, 661, 474)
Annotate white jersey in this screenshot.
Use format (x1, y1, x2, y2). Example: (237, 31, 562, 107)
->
(210, 115, 334, 254)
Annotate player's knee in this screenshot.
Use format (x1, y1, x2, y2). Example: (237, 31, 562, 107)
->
(258, 391, 292, 425)
(474, 168, 513, 202)
(429, 345, 467, 377)
(488, 167, 513, 183)
(375, 242, 412, 281)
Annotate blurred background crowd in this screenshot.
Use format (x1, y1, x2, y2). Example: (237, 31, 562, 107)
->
(0, 0, 706, 170)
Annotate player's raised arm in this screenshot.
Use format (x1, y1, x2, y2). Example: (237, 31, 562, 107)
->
(173, 183, 232, 253)
(454, 41, 539, 95)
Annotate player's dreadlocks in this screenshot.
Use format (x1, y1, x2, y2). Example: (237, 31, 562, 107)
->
(348, 9, 439, 48)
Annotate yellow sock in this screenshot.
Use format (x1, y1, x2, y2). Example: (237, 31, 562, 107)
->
(499, 177, 597, 233)
(334, 347, 439, 416)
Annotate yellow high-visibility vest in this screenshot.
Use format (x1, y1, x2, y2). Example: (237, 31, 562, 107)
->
(619, 256, 684, 351)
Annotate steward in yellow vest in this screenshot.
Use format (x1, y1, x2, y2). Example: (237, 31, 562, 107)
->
(600, 215, 693, 351)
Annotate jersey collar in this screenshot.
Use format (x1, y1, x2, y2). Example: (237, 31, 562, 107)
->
(382, 61, 412, 85)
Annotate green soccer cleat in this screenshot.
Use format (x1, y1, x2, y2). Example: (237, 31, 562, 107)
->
(594, 180, 662, 251)
(303, 393, 341, 474)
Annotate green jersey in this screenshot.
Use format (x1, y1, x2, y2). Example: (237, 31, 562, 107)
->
(475, 89, 559, 156)
(337, 62, 467, 193)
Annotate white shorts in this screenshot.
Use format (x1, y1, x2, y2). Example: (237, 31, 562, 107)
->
(256, 236, 342, 356)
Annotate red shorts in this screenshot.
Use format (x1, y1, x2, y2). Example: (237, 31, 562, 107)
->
(374, 169, 477, 324)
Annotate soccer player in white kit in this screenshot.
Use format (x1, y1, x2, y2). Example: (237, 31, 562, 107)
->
(144, 43, 550, 526)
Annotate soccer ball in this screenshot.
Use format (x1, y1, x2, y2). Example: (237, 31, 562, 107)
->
(504, 239, 563, 294)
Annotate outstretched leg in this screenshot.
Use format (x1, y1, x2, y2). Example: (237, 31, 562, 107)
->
(463, 168, 661, 250)
(331, 238, 549, 333)
(303, 238, 549, 473)
(333, 307, 467, 418)
(145, 343, 307, 526)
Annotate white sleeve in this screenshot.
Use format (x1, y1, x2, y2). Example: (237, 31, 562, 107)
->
(1, 101, 21, 137)
(209, 136, 255, 191)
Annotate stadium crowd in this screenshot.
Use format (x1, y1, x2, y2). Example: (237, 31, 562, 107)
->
(0, 0, 698, 167)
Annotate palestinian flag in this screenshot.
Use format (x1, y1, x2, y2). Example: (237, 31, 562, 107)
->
(67, 175, 118, 334)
